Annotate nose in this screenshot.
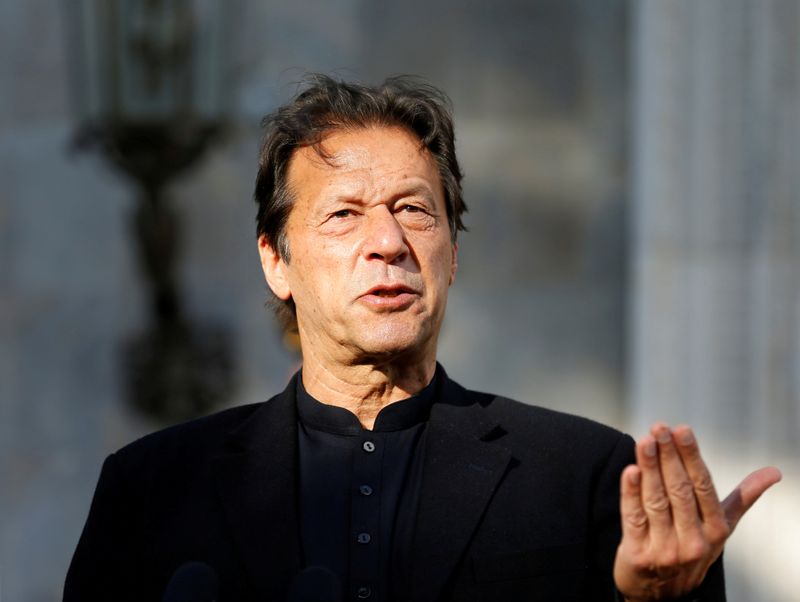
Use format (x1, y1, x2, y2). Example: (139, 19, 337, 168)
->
(362, 206, 409, 264)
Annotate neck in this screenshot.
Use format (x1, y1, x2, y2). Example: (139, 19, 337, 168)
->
(300, 348, 437, 430)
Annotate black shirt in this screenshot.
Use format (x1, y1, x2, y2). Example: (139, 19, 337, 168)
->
(296, 370, 438, 602)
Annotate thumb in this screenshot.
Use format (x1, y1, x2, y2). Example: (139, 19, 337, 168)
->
(721, 466, 782, 531)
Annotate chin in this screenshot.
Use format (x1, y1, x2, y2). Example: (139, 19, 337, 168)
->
(354, 326, 431, 361)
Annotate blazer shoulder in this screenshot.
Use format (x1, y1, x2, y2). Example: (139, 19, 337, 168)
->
(110, 402, 260, 464)
(124, 369, 301, 451)
(112, 373, 297, 464)
(471, 385, 623, 434)
(451, 379, 632, 460)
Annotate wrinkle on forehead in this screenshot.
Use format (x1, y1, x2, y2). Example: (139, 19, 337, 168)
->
(301, 125, 429, 171)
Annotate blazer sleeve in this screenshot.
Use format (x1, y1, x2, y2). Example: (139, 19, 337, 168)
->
(588, 432, 637, 598)
(63, 453, 143, 602)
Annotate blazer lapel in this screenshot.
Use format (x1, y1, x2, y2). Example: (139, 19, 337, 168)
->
(212, 375, 302, 600)
(410, 376, 513, 602)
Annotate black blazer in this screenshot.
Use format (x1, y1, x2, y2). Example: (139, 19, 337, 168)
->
(64, 369, 725, 601)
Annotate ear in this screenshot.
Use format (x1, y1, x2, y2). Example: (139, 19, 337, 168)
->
(258, 234, 292, 301)
(449, 243, 458, 286)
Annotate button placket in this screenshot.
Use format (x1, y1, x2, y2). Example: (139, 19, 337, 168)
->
(350, 432, 383, 600)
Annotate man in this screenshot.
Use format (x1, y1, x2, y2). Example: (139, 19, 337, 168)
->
(65, 76, 781, 601)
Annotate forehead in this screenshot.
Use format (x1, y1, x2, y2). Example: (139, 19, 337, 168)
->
(286, 126, 443, 200)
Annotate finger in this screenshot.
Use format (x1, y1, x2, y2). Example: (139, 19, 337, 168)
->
(651, 423, 701, 535)
(636, 433, 673, 539)
(722, 466, 782, 532)
(619, 464, 649, 542)
(671, 425, 723, 523)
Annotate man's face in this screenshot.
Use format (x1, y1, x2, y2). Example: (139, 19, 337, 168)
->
(259, 126, 457, 366)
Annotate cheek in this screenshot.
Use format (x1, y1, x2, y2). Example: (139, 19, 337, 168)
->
(425, 245, 456, 293)
(290, 248, 351, 306)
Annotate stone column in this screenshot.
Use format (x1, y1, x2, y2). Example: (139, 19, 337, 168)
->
(629, 1, 799, 599)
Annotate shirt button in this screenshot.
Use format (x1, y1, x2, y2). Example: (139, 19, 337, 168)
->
(357, 532, 371, 544)
(357, 586, 372, 598)
(362, 440, 376, 453)
(359, 484, 373, 496)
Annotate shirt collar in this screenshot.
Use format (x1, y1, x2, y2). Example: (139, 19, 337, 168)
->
(296, 368, 439, 435)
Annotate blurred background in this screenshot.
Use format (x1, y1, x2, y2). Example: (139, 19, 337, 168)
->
(1, 0, 797, 599)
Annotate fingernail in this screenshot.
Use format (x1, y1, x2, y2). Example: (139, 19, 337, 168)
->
(644, 440, 657, 457)
(679, 430, 694, 445)
(657, 429, 671, 444)
(630, 470, 640, 485)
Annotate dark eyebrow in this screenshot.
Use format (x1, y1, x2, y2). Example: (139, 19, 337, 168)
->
(323, 183, 437, 207)
(391, 184, 437, 203)
(323, 195, 365, 208)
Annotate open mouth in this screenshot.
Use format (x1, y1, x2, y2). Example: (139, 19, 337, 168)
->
(365, 285, 416, 297)
(360, 285, 418, 306)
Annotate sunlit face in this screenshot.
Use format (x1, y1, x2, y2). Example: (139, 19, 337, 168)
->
(258, 126, 458, 366)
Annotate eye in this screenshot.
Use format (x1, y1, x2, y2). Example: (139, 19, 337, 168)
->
(398, 204, 425, 214)
(331, 209, 354, 218)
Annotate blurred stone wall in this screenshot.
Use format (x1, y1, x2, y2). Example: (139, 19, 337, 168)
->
(629, 1, 800, 599)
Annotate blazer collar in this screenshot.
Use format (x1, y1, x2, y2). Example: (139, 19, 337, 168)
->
(410, 371, 513, 602)
(212, 373, 302, 600)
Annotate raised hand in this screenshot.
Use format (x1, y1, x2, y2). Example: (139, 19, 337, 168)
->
(613, 422, 781, 601)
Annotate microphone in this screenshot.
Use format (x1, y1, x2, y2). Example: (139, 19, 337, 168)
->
(162, 562, 220, 602)
(287, 566, 342, 602)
